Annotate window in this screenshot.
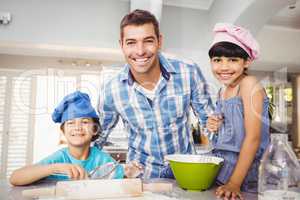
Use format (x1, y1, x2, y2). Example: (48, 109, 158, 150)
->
(33, 73, 77, 162)
(0, 76, 7, 178)
(0, 67, 126, 178)
(6, 76, 32, 177)
(0, 71, 33, 178)
(266, 84, 293, 132)
(33, 68, 126, 162)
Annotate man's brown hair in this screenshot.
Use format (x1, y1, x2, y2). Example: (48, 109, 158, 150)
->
(120, 9, 160, 41)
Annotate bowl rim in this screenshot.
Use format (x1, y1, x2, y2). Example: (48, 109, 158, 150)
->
(165, 154, 224, 165)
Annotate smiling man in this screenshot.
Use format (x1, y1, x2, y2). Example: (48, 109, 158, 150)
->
(96, 9, 214, 179)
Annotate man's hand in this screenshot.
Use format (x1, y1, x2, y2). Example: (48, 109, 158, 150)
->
(124, 161, 144, 178)
(51, 163, 88, 180)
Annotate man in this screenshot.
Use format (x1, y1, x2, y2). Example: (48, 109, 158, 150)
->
(96, 9, 213, 179)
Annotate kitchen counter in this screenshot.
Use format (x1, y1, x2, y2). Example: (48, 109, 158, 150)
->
(0, 179, 257, 200)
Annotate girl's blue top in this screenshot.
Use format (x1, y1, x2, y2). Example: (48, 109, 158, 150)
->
(212, 88, 270, 192)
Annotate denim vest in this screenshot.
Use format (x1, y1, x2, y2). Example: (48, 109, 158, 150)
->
(212, 89, 270, 192)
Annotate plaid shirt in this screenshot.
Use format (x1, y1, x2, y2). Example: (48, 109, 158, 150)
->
(96, 53, 213, 178)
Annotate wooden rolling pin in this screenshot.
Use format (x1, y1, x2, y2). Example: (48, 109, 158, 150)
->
(22, 178, 173, 199)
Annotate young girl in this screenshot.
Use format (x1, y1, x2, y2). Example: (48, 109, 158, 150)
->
(207, 23, 270, 200)
(10, 91, 141, 186)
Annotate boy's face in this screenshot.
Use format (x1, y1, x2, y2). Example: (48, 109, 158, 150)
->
(210, 56, 250, 86)
(62, 118, 96, 148)
(120, 23, 162, 77)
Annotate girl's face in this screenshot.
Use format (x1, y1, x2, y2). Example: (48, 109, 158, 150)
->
(62, 117, 96, 147)
(210, 56, 250, 86)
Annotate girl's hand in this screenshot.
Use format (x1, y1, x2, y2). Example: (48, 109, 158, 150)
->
(124, 161, 144, 178)
(207, 115, 223, 132)
(51, 163, 88, 180)
(215, 181, 243, 200)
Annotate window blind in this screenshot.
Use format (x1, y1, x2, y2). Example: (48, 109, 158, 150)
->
(6, 76, 32, 177)
(0, 76, 7, 178)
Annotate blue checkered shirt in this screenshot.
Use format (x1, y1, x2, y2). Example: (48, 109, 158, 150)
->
(96, 53, 213, 178)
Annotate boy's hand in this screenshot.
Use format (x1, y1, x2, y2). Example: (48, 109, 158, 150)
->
(215, 181, 243, 200)
(51, 163, 88, 180)
(207, 115, 223, 132)
(124, 161, 144, 178)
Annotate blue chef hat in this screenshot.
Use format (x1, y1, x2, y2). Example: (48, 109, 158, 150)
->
(52, 91, 98, 124)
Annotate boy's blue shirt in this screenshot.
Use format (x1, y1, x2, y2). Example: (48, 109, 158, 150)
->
(38, 146, 124, 180)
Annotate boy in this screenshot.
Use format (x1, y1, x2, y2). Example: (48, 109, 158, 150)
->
(10, 91, 140, 186)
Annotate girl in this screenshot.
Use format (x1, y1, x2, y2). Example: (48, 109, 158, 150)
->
(207, 23, 270, 200)
(10, 91, 141, 186)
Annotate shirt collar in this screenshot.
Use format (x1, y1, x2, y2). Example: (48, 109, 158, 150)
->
(119, 52, 178, 85)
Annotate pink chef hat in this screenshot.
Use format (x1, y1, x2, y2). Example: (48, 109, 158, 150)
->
(211, 23, 260, 60)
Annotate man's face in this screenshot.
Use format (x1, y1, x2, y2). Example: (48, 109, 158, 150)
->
(120, 23, 162, 75)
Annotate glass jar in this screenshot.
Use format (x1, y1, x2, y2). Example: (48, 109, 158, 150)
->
(258, 134, 300, 200)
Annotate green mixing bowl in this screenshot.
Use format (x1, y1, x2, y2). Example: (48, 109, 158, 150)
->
(165, 154, 223, 191)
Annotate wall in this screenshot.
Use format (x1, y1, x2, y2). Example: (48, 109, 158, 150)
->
(256, 26, 300, 72)
(0, 0, 299, 77)
(0, 0, 128, 48)
(0, 0, 219, 87)
(161, 5, 218, 87)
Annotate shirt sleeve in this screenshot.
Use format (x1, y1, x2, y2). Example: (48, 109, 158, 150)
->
(190, 63, 214, 128)
(95, 81, 120, 149)
(37, 149, 70, 181)
(38, 149, 66, 165)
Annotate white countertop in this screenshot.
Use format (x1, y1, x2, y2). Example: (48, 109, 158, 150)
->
(0, 179, 258, 200)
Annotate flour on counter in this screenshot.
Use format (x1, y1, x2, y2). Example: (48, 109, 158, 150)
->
(139, 191, 190, 200)
(38, 198, 66, 200)
(37, 192, 191, 200)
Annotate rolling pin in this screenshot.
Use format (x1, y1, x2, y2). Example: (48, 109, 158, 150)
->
(22, 178, 173, 199)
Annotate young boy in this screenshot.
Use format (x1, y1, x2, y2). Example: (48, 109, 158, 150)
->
(10, 91, 140, 186)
